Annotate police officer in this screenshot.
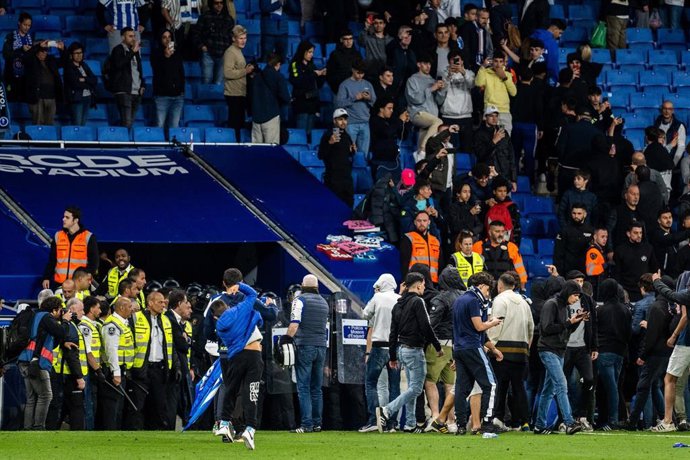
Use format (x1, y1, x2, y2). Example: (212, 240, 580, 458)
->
(554, 204, 594, 275)
(586, 227, 609, 300)
(78, 296, 105, 430)
(124, 291, 177, 430)
(102, 248, 134, 298)
(100, 296, 135, 430)
(451, 231, 485, 287)
(46, 298, 87, 431)
(166, 289, 195, 428)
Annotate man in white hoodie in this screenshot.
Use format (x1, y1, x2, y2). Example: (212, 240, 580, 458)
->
(486, 272, 534, 430)
(360, 274, 401, 432)
(438, 49, 475, 152)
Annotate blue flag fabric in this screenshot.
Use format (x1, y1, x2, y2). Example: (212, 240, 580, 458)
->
(183, 359, 223, 431)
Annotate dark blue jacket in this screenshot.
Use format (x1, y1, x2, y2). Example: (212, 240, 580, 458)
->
(216, 283, 263, 360)
(260, 0, 289, 34)
(251, 64, 291, 124)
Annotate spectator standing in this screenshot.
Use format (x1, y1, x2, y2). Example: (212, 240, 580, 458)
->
(152, 30, 185, 130)
(476, 52, 517, 134)
(614, 222, 659, 302)
(109, 28, 145, 128)
(558, 170, 598, 229)
(98, 0, 146, 51)
(519, 0, 550, 38)
(326, 30, 363, 95)
(369, 97, 408, 179)
(335, 61, 376, 155)
(63, 42, 97, 126)
(386, 26, 417, 110)
(193, 0, 234, 84)
(161, 0, 201, 51)
(510, 68, 543, 182)
(636, 166, 664, 229)
(24, 41, 64, 126)
(250, 53, 290, 144)
(555, 205, 595, 275)
(530, 19, 566, 85)
(448, 186, 484, 245)
(644, 127, 674, 194)
(472, 221, 528, 286)
(430, 22, 458, 78)
(474, 105, 517, 188)
(359, 14, 393, 77)
(603, 0, 629, 50)
(438, 50, 475, 152)
(608, 185, 644, 249)
(373, 67, 398, 107)
(2, 12, 33, 102)
(662, 0, 685, 29)
(259, 0, 288, 60)
(649, 210, 690, 277)
(289, 40, 326, 143)
(624, 152, 669, 205)
(223, 25, 254, 142)
(654, 101, 687, 175)
(450, 231, 485, 286)
(458, 8, 491, 71)
(406, 53, 445, 159)
(484, 177, 521, 244)
(318, 108, 355, 207)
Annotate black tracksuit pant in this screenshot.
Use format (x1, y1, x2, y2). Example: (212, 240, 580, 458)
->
(629, 355, 670, 421)
(454, 348, 497, 426)
(564, 346, 594, 419)
(493, 359, 529, 425)
(220, 350, 264, 428)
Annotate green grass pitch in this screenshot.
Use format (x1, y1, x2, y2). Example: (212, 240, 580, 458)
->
(1, 430, 690, 459)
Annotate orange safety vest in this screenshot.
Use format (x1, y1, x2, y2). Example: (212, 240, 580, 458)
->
(54, 229, 92, 284)
(406, 232, 440, 283)
(585, 245, 605, 277)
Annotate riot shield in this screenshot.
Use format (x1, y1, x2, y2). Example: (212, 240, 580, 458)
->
(333, 294, 367, 385)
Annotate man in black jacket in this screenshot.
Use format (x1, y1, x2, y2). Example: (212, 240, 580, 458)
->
(625, 282, 673, 430)
(369, 97, 408, 180)
(608, 185, 644, 250)
(614, 221, 659, 302)
(24, 41, 64, 126)
(535, 280, 585, 435)
(165, 289, 194, 429)
(474, 105, 517, 188)
(326, 29, 363, 94)
(555, 204, 595, 275)
(109, 27, 145, 128)
(375, 272, 442, 433)
(251, 53, 290, 144)
(650, 209, 690, 278)
(152, 30, 185, 130)
(519, 0, 550, 38)
(318, 108, 356, 207)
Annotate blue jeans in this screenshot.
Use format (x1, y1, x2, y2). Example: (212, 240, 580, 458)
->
(201, 52, 224, 85)
(155, 95, 184, 129)
(512, 122, 537, 181)
(664, 5, 683, 30)
(385, 346, 426, 429)
(365, 347, 401, 426)
(346, 122, 370, 155)
(295, 345, 326, 429)
(536, 351, 574, 428)
(70, 100, 90, 126)
(597, 352, 623, 425)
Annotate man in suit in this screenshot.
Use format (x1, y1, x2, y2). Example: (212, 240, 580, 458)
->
(165, 289, 195, 429)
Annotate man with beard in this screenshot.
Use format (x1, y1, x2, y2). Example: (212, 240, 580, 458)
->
(649, 210, 690, 278)
(101, 248, 134, 298)
(555, 204, 595, 275)
(614, 222, 659, 302)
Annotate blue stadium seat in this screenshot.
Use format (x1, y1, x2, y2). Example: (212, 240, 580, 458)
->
(665, 94, 690, 109)
(626, 128, 646, 150)
(521, 217, 545, 237)
(591, 48, 613, 65)
(183, 62, 202, 81)
(516, 176, 530, 193)
(607, 86, 636, 98)
(32, 16, 62, 33)
(630, 93, 661, 111)
(88, 106, 109, 122)
(244, 19, 261, 35)
(287, 128, 308, 146)
(537, 239, 555, 256)
(307, 166, 325, 181)
(618, 64, 646, 75)
(677, 87, 690, 98)
(623, 112, 653, 130)
(97, 126, 130, 142)
(85, 59, 101, 77)
(353, 168, 373, 193)
(132, 127, 165, 142)
(455, 153, 473, 172)
(235, 0, 248, 12)
(544, 216, 559, 237)
(0, 15, 16, 32)
(658, 28, 686, 46)
(524, 256, 550, 278)
(85, 38, 109, 60)
(305, 21, 323, 40)
(169, 127, 202, 143)
(523, 196, 553, 216)
(310, 128, 326, 148)
(639, 71, 671, 91)
(519, 238, 535, 256)
(195, 83, 224, 102)
(282, 144, 303, 160)
(61, 125, 96, 141)
(681, 51, 690, 70)
(568, 4, 594, 22)
(615, 49, 645, 66)
(511, 193, 529, 210)
(299, 150, 323, 167)
(353, 194, 366, 209)
(606, 70, 636, 88)
(48, 0, 76, 11)
(204, 127, 236, 143)
(609, 92, 629, 111)
(560, 28, 587, 47)
(550, 4, 565, 19)
(25, 125, 59, 140)
(648, 50, 679, 70)
(288, 20, 300, 38)
(644, 86, 668, 98)
(626, 28, 653, 45)
(673, 72, 690, 89)
(184, 105, 216, 127)
(353, 152, 368, 168)
(141, 61, 153, 79)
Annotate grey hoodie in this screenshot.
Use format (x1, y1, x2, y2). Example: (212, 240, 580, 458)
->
(405, 71, 444, 120)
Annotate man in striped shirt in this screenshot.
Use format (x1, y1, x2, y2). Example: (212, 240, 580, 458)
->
(98, 0, 146, 51)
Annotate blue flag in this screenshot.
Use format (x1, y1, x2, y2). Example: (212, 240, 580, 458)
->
(183, 359, 223, 431)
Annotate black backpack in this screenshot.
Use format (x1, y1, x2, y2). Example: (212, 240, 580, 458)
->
(3, 308, 35, 363)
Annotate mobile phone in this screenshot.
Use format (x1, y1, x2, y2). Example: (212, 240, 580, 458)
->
(168, 41, 175, 51)
(497, 316, 505, 321)
(47, 40, 57, 47)
(436, 76, 444, 81)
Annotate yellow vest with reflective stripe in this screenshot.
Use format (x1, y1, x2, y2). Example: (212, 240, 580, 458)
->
(80, 318, 101, 361)
(104, 315, 135, 367)
(107, 265, 134, 298)
(453, 252, 484, 286)
(133, 312, 173, 369)
(137, 290, 146, 311)
(184, 320, 192, 362)
(76, 290, 90, 301)
(53, 323, 88, 376)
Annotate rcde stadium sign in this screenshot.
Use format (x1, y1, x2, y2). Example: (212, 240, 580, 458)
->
(0, 153, 189, 177)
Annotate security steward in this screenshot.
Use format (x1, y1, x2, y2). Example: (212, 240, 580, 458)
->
(585, 228, 609, 300)
(110, 278, 141, 311)
(100, 296, 135, 430)
(103, 248, 134, 298)
(451, 231, 485, 287)
(78, 296, 106, 430)
(400, 210, 442, 283)
(73, 268, 93, 300)
(42, 206, 99, 290)
(129, 268, 148, 311)
(124, 291, 178, 430)
(472, 220, 527, 287)
(166, 289, 195, 428)
(47, 298, 87, 431)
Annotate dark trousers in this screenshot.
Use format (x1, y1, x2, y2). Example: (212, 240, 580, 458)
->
(220, 350, 264, 428)
(123, 374, 148, 430)
(564, 346, 594, 419)
(167, 370, 193, 428)
(99, 377, 126, 430)
(324, 176, 354, 208)
(629, 355, 670, 421)
(454, 348, 497, 426)
(225, 95, 247, 142)
(46, 374, 85, 430)
(144, 362, 171, 430)
(493, 359, 529, 425)
(115, 93, 141, 128)
(512, 122, 538, 183)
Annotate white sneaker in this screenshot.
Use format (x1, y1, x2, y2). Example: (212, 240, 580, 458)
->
(358, 424, 378, 433)
(241, 427, 255, 450)
(447, 422, 458, 434)
(579, 417, 593, 432)
(558, 422, 567, 433)
(651, 421, 677, 433)
(215, 421, 234, 443)
(492, 418, 508, 430)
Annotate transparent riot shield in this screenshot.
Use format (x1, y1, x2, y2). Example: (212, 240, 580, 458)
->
(333, 293, 366, 385)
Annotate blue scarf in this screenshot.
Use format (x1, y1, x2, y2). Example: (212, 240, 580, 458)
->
(11, 30, 32, 77)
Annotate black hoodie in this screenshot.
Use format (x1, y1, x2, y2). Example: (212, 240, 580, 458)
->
(538, 280, 582, 356)
(409, 263, 439, 309)
(429, 265, 466, 341)
(638, 297, 673, 360)
(596, 279, 632, 356)
(389, 291, 441, 361)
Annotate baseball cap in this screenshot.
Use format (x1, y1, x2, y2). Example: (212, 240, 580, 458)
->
(302, 274, 319, 288)
(401, 168, 415, 187)
(333, 108, 348, 119)
(484, 105, 499, 116)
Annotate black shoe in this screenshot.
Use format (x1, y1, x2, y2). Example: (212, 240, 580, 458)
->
(533, 427, 553, 435)
(480, 422, 507, 434)
(411, 423, 426, 433)
(470, 428, 481, 435)
(566, 422, 582, 435)
(313, 426, 322, 433)
(679, 420, 689, 432)
(456, 427, 467, 435)
(622, 420, 638, 432)
(429, 420, 449, 434)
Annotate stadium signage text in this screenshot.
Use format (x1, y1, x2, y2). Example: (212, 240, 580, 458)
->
(0, 153, 189, 177)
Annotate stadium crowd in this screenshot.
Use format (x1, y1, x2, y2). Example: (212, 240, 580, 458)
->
(6, 0, 690, 450)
